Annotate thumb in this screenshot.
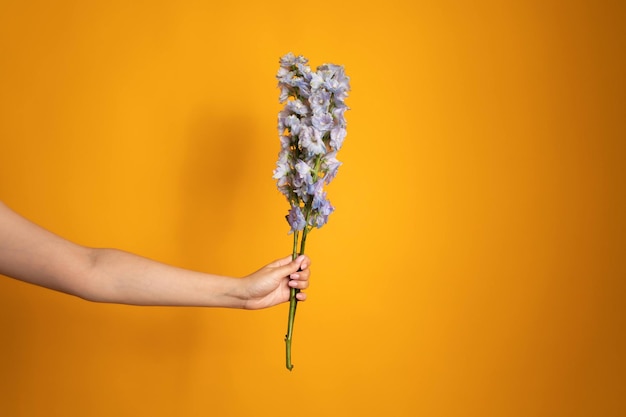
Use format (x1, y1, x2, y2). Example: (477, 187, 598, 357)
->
(272, 255, 305, 277)
(269, 255, 296, 268)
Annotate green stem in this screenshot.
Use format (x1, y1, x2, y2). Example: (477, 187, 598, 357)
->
(291, 230, 299, 261)
(285, 288, 298, 371)
(299, 227, 310, 256)
(284, 226, 311, 371)
(285, 155, 321, 371)
(285, 230, 300, 371)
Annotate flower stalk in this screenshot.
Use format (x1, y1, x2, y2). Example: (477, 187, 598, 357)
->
(285, 222, 313, 370)
(273, 53, 350, 370)
(284, 232, 300, 370)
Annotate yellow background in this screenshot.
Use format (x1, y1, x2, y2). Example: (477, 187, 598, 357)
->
(1, 1, 624, 416)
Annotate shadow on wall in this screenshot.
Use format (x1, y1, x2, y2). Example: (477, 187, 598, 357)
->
(0, 110, 260, 409)
(176, 108, 257, 273)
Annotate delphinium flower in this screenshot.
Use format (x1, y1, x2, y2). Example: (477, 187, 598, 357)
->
(273, 52, 350, 370)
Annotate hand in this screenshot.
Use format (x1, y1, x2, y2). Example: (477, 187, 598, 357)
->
(240, 255, 311, 310)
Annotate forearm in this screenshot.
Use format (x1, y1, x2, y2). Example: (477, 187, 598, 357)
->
(0, 201, 309, 309)
(82, 248, 247, 308)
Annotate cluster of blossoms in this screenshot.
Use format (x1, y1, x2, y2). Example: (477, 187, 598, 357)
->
(273, 52, 350, 233)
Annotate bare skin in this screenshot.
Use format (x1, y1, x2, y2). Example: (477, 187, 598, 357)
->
(0, 201, 310, 310)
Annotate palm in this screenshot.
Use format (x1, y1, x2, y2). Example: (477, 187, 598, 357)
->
(241, 255, 309, 310)
(243, 270, 290, 310)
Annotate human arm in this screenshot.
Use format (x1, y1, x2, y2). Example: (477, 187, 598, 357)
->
(0, 201, 310, 309)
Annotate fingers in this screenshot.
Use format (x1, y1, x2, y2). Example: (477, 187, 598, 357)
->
(268, 255, 296, 268)
(288, 255, 310, 279)
(287, 255, 310, 295)
(297, 255, 310, 271)
(272, 254, 310, 277)
(269, 254, 308, 271)
(289, 274, 309, 301)
(294, 254, 310, 272)
(265, 254, 312, 299)
(288, 275, 309, 290)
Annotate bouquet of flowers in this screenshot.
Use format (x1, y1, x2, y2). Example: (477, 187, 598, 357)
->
(273, 53, 350, 370)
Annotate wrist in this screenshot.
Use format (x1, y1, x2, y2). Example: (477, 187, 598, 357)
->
(221, 276, 249, 309)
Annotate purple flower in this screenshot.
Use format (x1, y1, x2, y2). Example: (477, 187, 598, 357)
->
(276, 53, 349, 233)
(286, 205, 306, 233)
(307, 178, 324, 197)
(298, 126, 325, 156)
(322, 151, 342, 184)
(283, 114, 302, 135)
(309, 90, 331, 114)
(295, 159, 313, 184)
(332, 106, 348, 126)
(273, 150, 291, 184)
(286, 99, 309, 116)
(276, 53, 350, 371)
(291, 75, 312, 98)
(310, 72, 324, 90)
(296, 62, 312, 79)
(279, 135, 291, 149)
(278, 87, 290, 103)
(302, 129, 326, 156)
(317, 64, 350, 98)
(277, 67, 294, 84)
(311, 112, 333, 133)
(280, 52, 308, 69)
(330, 126, 346, 150)
(310, 198, 334, 228)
